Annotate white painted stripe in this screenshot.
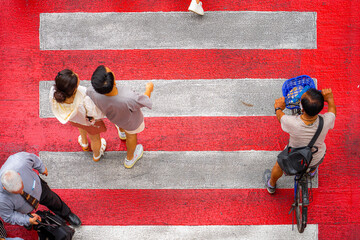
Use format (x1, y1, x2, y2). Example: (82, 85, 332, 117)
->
(40, 151, 318, 189)
(73, 225, 318, 240)
(40, 12, 317, 50)
(41, 79, 315, 118)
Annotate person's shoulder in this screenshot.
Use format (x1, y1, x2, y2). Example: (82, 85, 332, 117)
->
(77, 85, 86, 92)
(86, 85, 96, 95)
(10, 152, 39, 160)
(49, 86, 56, 98)
(320, 112, 336, 121)
(120, 85, 137, 95)
(280, 114, 301, 129)
(0, 187, 8, 198)
(0, 193, 14, 208)
(75, 86, 87, 98)
(8, 152, 28, 159)
(280, 114, 295, 123)
(323, 112, 335, 117)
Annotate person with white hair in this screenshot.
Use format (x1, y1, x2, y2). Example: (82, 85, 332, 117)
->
(0, 152, 81, 228)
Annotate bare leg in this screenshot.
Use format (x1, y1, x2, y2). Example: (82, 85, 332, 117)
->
(78, 128, 88, 145)
(89, 133, 101, 157)
(269, 162, 283, 187)
(125, 132, 137, 160)
(119, 127, 125, 132)
(196, 0, 200, 3)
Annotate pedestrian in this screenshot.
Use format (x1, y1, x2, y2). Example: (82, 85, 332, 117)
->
(50, 69, 107, 162)
(0, 219, 24, 240)
(188, 0, 204, 15)
(0, 152, 81, 229)
(87, 65, 153, 169)
(264, 88, 336, 194)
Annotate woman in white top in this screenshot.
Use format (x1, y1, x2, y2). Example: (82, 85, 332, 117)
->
(50, 69, 107, 162)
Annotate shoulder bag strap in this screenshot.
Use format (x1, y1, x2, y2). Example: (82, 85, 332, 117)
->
(308, 115, 324, 148)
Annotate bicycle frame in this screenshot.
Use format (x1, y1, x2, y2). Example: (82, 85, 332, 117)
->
(291, 172, 311, 233)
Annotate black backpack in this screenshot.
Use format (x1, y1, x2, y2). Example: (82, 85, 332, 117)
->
(33, 210, 75, 240)
(277, 116, 324, 175)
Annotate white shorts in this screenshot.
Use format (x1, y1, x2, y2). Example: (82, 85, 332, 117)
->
(125, 121, 145, 134)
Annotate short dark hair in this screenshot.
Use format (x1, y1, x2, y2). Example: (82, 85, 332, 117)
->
(301, 88, 324, 116)
(53, 69, 78, 103)
(91, 65, 115, 94)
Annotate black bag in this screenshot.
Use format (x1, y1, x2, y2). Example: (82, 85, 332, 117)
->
(33, 210, 75, 240)
(277, 116, 324, 175)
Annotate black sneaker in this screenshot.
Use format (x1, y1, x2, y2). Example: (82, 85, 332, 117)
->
(263, 169, 276, 194)
(66, 212, 82, 227)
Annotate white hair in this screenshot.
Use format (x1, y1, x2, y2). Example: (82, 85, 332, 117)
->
(1, 170, 23, 192)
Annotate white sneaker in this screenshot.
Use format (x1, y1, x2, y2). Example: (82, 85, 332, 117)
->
(93, 138, 106, 162)
(115, 125, 126, 140)
(124, 144, 143, 169)
(188, 0, 204, 16)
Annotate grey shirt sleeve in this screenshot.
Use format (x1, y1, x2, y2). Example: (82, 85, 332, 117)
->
(128, 93, 153, 112)
(323, 112, 335, 129)
(26, 153, 46, 174)
(280, 115, 292, 134)
(0, 200, 30, 227)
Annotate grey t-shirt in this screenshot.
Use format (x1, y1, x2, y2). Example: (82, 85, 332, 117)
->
(87, 85, 152, 131)
(281, 112, 336, 167)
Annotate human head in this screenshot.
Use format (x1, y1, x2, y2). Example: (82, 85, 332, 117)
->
(53, 69, 79, 103)
(91, 65, 115, 94)
(301, 88, 324, 116)
(1, 170, 23, 193)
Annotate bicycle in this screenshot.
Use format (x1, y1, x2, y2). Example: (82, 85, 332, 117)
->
(289, 169, 315, 232)
(282, 75, 316, 233)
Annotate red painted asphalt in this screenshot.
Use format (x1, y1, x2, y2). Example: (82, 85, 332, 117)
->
(0, 0, 359, 239)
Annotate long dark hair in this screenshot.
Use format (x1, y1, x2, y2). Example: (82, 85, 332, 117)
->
(53, 69, 78, 103)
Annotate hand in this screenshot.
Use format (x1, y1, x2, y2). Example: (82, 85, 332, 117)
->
(86, 116, 95, 124)
(146, 82, 154, 93)
(29, 213, 41, 225)
(274, 97, 286, 110)
(42, 167, 48, 176)
(322, 88, 334, 102)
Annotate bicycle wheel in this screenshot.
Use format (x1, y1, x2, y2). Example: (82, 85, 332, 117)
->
(295, 181, 307, 233)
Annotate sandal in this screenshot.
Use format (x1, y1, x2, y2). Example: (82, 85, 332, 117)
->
(78, 135, 90, 151)
(93, 138, 106, 162)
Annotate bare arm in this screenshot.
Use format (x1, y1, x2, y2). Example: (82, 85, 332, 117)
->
(322, 88, 336, 116)
(274, 97, 286, 123)
(144, 82, 154, 98)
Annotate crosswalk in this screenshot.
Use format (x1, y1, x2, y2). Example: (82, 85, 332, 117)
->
(40, 151, 318, 189)
(72, 225, 318, 240)
(35, 8, 321, 239)
(2, 0, 358, 239)
(40, 79, 316, 118)
(39, 12, 316, 50)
